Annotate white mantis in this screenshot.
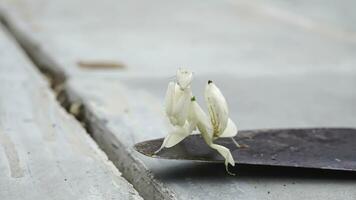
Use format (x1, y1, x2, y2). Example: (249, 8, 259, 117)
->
(156, 68, 240, 175)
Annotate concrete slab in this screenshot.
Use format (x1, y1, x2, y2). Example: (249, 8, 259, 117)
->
(0, 26, 142, 200)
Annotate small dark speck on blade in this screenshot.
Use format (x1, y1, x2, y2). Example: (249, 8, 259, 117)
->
(77, 60, 126, 69)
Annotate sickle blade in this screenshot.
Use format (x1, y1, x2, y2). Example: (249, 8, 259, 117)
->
(134, 128, 356, 171)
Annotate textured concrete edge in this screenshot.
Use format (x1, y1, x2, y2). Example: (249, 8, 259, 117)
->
(0, 6, 177, 200)
(64, 85, 177, 200)
(0, 24, 143, 200)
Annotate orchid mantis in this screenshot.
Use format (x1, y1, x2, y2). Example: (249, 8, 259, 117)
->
(157, 69, 240, 174)
(155, 69, 195, 152)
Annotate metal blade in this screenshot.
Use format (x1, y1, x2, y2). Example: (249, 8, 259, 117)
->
(134, 128, 356, 171)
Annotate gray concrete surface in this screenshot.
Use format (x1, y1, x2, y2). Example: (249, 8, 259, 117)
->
(0, 26, 142, 200)
(1, 0, 356, 77)
(0, 0, 356, 199)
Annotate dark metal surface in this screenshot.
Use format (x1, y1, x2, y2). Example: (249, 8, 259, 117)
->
(135, 128, 356, 171)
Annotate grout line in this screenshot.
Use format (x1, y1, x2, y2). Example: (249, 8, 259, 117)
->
(0, 12, 66, 88)
(0, 10, 176, 200)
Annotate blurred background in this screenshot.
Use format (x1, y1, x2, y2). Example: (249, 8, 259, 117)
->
(2, 0, 356, 130)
